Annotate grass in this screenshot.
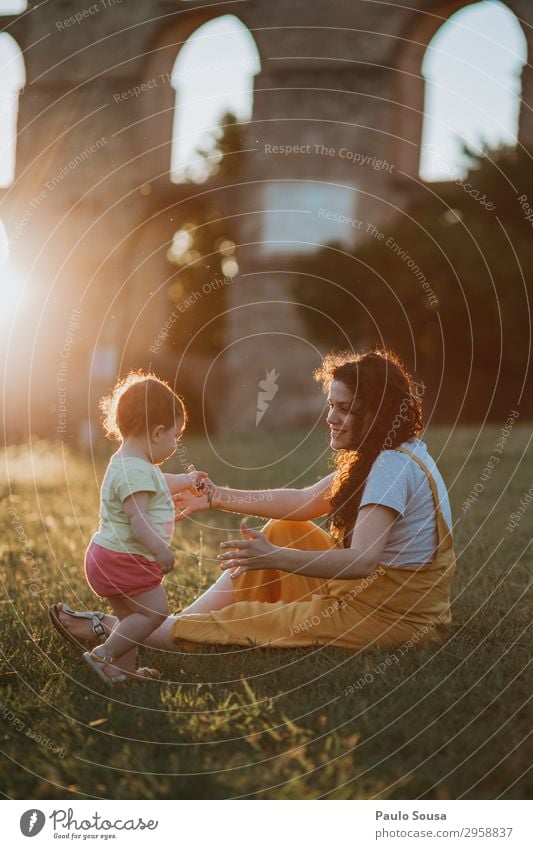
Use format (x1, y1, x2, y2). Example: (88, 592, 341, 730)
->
(0, 426, 531, 800)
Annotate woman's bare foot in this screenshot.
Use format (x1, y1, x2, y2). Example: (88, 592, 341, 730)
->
(57, 603, 116, 647)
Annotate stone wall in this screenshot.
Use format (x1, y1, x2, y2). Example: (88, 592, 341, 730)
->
(1, 0, 532, 438)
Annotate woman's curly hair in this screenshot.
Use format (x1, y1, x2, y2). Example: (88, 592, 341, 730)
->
(314, 349, 424, 546)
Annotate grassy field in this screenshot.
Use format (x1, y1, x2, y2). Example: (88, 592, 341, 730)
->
(0, 426, 531, 800)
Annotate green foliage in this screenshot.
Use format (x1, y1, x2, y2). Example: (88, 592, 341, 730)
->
(0, 429, 531, 799)
(292, 145, 533, 421)
(164, 112, 243, 359)
(192, 110, 246, 181)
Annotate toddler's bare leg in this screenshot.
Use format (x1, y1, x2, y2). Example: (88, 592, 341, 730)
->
(57, 571, 235, 654)
(104, 587, 169, 661)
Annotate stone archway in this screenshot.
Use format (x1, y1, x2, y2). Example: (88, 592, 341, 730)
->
(390, 0, 531, 180)
(137, 8, 261, 185)
(170, 14, 260, 182)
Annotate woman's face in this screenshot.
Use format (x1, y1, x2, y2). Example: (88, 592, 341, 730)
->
(326, 379, 365, 450)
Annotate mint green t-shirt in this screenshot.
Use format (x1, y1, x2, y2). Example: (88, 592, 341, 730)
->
(92, 455, 175, 561)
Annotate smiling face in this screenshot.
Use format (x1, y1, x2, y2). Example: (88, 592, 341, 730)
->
(326, 379, 367, 450)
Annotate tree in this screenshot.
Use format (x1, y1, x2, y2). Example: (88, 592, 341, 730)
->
(292, 146, 533, 421)
(165, 112, 243, 358)
(190, 111, 246, 181)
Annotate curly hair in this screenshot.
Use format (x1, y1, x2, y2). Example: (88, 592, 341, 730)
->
(100, 370, 187, 442)
(314, 349, 424, 546)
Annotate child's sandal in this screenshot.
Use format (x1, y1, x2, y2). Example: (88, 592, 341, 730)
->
(83, 647, 128, 687)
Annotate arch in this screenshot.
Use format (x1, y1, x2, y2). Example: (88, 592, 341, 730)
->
(0, 31, 25, 187)
(420, 1, 526, 179)
(0, 1, 27, 11)
(139, 10, 261, 184)
(391, 0, 529, 181)
(170, 14, 260, 182)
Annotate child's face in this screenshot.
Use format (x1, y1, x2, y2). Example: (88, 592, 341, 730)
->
(150, 420, 184, 464)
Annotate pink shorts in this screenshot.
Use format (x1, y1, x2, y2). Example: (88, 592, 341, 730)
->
(84, 541, 164, 598)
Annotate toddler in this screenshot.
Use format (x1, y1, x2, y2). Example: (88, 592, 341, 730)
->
(83, 370, 206, 686)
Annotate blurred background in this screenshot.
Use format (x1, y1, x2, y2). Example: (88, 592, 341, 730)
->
(1, 0, 532, 448)
(1, 2, 532, 802)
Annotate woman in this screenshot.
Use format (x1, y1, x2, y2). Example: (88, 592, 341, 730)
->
(50, 349, 456, 661)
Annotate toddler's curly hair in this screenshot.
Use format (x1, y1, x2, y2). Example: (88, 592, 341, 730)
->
(100, 370, 187, 441)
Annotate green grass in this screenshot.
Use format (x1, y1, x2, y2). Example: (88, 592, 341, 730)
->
(0, 427, 531, 800)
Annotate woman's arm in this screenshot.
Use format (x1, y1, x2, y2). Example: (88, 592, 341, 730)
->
(211, 474, 335, 520)
(174, 472, 335, 521)
(218, 505, 397, 579)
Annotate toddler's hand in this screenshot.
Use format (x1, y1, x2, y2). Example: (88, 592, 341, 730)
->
(157, 546, 175, 574)
(186, 464, 210, 495)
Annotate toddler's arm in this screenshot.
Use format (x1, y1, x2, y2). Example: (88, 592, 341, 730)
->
(164, 469, 208, 494)
(123, 491, 175, 572)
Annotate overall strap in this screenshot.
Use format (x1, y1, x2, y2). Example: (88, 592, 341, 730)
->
(395, 447, 452, 554)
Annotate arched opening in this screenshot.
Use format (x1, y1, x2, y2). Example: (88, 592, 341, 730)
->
(392, 0, 528, 181)
(0, 1, 27, 11)
(420, 0, 527, 180)
(0, 31, 26, 187)
(170, 14, 260, 182)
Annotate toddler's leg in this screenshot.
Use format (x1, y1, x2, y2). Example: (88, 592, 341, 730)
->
(103, 586, 170, 663)
(104, 596, 139, 673)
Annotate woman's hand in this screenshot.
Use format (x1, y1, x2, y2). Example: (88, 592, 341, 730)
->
(173, 486, 211, 520)
(217, 519, 281, 579)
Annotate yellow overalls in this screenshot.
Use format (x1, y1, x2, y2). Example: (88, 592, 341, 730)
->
(171, 448, 456, 652)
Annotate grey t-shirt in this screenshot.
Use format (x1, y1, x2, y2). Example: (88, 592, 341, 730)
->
(359, 437, 453, 567)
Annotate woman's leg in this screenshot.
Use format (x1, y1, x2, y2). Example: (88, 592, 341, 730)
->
(57, 603, 118, 641)
(141, 571, 236, 650)
(56, 565, 235, 640)
(56, 521, 331, 645)
(142, 615, 182, 650)
(231, 520, 334, 604)
(180, 568, 236, 615)
(161, 520, 331, 617)
(54, 575, 230, 650)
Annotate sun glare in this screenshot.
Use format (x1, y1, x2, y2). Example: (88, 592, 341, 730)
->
(0, 31, 26, 186)
(0, 262, 25, 323)
(0, 220, 25, 327)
